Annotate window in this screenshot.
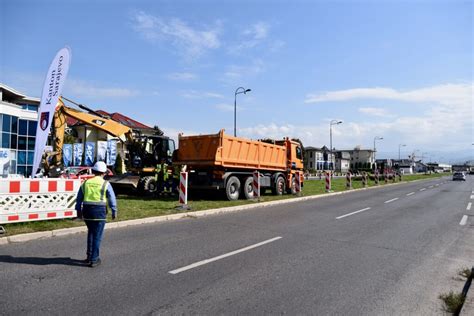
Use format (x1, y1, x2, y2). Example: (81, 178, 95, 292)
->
(28, 121, 37, 136)
(10, 134, 17, 149)
(2, 115, 10, 132)
(19, 120, 28, 135)
(296, 146, 302, 160)
(18, 136, 27, 150)
(2, 133, 10, 148)
(310, 152, 313, 158)
(27, 138, 35, 150)
(27, 151, 34, 164)
(18, 151, 27, 164)
(11, 117, 18, 134)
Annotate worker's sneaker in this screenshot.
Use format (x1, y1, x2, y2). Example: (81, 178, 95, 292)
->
(89, 259, 101, 268)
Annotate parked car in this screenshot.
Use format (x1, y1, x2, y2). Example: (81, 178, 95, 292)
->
(452, 172, 466, 181)
(61, 166, 114, 180)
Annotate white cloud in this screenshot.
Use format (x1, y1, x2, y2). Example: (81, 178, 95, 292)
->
(244, 22, 269, 40)
(181, 90, 224, 99)
(358, 107, 394, 117)
(67, 80, 139, 98)
(223, 60, 265, 80)
(229, 21, 281, 53)
(167, 72, 198, 81)
(303, 82, 473, 149)
(131, 11, 221, 60)
(304, 83, 472, 107)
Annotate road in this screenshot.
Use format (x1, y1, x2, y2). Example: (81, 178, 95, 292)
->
(1, 176, 473, 315)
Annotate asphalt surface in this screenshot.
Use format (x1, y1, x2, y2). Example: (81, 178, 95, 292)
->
(1, 175, 473, 315)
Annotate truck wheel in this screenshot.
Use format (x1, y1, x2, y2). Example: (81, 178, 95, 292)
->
(137, 176, 157, 196)
(242, 176, 254, 200)
(272, 176, 285, 196)
(226, 176, 241, 201)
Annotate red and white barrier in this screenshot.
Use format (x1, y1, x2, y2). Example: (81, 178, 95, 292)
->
(179, 172, 188, 206)
(0, 178, 81, 225)
(325, 172, 331, 192)
(253, 171, 260, 199)
(346, 172, 352, 189)
(294, 171, 301, 194)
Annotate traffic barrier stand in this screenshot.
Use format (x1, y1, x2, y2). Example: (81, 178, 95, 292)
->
(392, 173, 396, 183)
(384, 172, 388, 184)
(294, 171, 301, 196)
(325, 171, 332, 192)
(375, 170, 379, 185)
(177, 172, 190, 210)
(398, 172, 402, 182)
(362, 172, 368, 188)
(0, 178, 81, 233)
(346, 172, 352, 190)
(253, 170, 260, 201)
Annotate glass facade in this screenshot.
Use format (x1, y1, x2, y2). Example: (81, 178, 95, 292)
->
(0, 113, 36, 177)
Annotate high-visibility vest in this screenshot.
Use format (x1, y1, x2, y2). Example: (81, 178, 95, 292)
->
(82, 176, 108, 206)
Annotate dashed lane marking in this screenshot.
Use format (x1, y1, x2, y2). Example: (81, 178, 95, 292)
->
(407, 192, 415, 196)
(384, 198, 399, 204)
(168, 236, 282, 274)
(420, 188, 426, 191)
(336, 207, 371, 220)
(460, 215, 468, 226)
(468, 203, 472, 211)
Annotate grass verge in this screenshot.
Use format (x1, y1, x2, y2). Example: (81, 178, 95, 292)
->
(439, 291, 465, 315)
(1, 173, 447, 237)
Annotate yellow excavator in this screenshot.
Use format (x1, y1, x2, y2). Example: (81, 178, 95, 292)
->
(49, 97, 175, 194)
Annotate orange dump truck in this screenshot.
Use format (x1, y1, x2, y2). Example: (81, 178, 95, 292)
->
(175, 130, 304, 200)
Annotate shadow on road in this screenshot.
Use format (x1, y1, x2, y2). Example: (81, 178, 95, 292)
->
(0, 255, 88, 267)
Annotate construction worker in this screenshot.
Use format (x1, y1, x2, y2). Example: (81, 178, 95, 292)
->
(75, 161, 117, 267)
(155, 158, 168, 194)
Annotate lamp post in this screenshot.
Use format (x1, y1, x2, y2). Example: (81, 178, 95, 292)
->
(398, 144, 406, 160)
(234, 87, 251, 137)
(329, 120, 343, 171)
(373, 136, 383, 168)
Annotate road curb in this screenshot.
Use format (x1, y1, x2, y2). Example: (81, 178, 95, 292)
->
(0, 177, 445, 245)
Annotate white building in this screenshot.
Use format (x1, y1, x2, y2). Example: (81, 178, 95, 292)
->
(304, 146, 334, 171)
(0, 83, 39, 177)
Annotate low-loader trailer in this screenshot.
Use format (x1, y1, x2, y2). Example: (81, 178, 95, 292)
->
(175, 130, 304, 200)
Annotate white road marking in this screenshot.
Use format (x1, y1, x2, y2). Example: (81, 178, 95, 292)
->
(468, 203, 472, 211)
(168, 236, 282, 274)
(428, 185, 434, 188)
(406, 192, 415, 196)
(460, 215, 468, 226)
(471, 195, 474, 200)
(336, 207, 371, 220)
(435, 184, 439, 187)
(420, 188, 426, 191)
(384, 198, 399, 204)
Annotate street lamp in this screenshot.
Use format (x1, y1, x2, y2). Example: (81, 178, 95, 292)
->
(373, 136, 383, 168)
(234, 87, 251, 137)
(329, 120, 343, 171)
(398, 144, 406, 160)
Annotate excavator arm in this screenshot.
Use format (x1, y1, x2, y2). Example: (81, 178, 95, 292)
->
(52, 98, 133, 166)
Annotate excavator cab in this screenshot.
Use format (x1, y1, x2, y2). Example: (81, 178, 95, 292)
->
(127, 135, 175, 169)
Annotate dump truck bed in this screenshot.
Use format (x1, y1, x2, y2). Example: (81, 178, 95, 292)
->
(176, 130, 287, 171)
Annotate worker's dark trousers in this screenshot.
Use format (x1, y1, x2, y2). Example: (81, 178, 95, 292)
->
(85, 220, 106, 262)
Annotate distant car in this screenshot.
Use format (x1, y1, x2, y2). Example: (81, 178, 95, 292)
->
(452, 172, 466, 181)
(61, 166, 114, 180)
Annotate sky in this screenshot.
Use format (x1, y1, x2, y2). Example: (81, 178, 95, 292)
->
(1, 0, 473, 163)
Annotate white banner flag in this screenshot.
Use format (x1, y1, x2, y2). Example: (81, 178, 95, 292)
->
(32, 47, 72, 176)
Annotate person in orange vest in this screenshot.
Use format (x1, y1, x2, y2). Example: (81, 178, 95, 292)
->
(75, 161, 117, 267)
